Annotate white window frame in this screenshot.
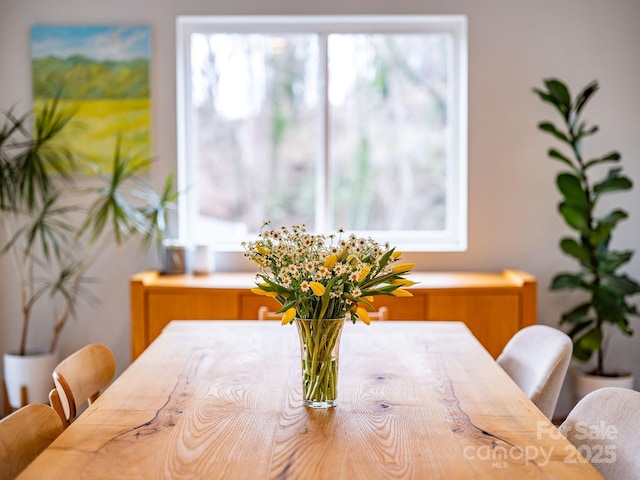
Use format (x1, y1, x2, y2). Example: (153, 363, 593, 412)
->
(176, 15, 468, 252)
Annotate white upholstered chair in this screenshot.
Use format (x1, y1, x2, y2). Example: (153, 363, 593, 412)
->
(560, 387, 640, 479)
(496, 324, 572, 419)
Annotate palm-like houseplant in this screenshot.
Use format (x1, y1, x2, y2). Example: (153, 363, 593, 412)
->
(533, 78, 640, 378)
(0, 98, 177, 359)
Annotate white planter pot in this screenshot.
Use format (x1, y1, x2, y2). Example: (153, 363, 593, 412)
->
(3, 351, 58, 409)
(572, 367, 635, 404)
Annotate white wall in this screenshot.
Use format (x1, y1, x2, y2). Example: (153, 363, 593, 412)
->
(1, 0, 639, 418)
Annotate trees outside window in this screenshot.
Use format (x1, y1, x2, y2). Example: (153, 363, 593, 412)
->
(177, 16, 467, 251)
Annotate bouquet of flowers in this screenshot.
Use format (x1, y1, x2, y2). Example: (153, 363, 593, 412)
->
(242, 222, 415, 325)
(243, 223, 415, 407)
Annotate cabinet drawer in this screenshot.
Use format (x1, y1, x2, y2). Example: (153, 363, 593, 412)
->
(426, 294, 520, 358)
(148, 292, 239, 342)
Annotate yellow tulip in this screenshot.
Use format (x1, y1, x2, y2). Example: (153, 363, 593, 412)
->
(250, 287, 278, 298)
(324, 254, 337, 269)
(391, 262, 415, 274)
(356, 307, 371, 325)
(357, 265, 371, 282)
(309, 281, 325, 296)
(282, 307, 297, 325)
(391, 279, 416, 287)
(256, 245, 270, 255)
(364, 296, 374, 302)
(392, 250, 402, 259)
(391, 288, 413, 297)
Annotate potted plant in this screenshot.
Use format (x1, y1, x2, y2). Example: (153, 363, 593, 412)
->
(533, 78, 639, 400)
(0, 98, 177, 411)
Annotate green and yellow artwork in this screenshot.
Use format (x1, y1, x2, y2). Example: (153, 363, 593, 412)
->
(31, 25, 151, 173)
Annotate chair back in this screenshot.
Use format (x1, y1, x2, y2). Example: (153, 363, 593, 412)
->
(370, 306, 389, 321)
(497, 324, 572, 419)
(258, 306, 284, 320)
(0, 403, 64, 479)
(49, 343, 115, 426)
(560, 387, 640, 479)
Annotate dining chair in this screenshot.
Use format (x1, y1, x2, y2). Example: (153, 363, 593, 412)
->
(48, 343, 116, 427)
(496, 324, 572, 419)
(258, 306, 389, 321)
(258, 306, 284, 321)
(366, 306, 389, 321)
(0, 403, 64, 479)
(560, 387, 640, 479)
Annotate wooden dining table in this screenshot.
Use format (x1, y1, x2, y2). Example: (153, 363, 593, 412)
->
(18, 320, 602, 479)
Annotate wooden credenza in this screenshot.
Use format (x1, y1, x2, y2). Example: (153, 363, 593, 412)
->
(130, 269, 536, 360)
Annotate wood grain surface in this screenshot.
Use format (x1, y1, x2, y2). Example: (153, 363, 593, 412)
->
(19, 321, 602, 479)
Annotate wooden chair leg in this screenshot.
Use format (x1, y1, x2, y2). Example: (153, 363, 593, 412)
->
(2, 380, 29, 418)
(2, 379, 9, 417)
(20, 385, 28, 407)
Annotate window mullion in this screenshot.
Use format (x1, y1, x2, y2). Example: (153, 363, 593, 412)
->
(316, 33, 330, 233)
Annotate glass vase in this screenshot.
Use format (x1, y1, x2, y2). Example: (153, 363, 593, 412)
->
(294, 317, 346, 408)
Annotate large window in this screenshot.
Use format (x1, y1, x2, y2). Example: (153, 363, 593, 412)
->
(177, 16, 467, 251)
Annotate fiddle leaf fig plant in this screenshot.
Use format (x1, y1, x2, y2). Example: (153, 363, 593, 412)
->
(533, 78, 640, 376)
(0, 98, 177, 356)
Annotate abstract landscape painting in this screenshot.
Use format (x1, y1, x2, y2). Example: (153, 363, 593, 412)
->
(31, 25, 151, 173)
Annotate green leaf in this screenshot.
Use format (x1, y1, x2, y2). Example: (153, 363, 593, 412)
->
(6, 191, 78, 262)
(575, 123, 599, 140)
(9, 97, 76, 211)
(597, 209, 628, 226)
(589, 210, 628, 246)
(560, 302, 591, 327)
(376, 248, 394, 273)
(615, 316, 633, 336)
(556, 173, 586, 206)
(601, 273, 640, 296)
(574, 80, 599, 117)
(592, 285, 627, 323)
(558, 202, 590, 233)
(551, 273, 586, 290)
(532, 87, 568, 120)
(573, 326, 603, 362)
(598, 250, 633, 273)
(532, 88, 557, 105)
(547, 148, 577, 170)
(545, 78, 572, 111)
(593, 168, 632, 194)
(538, 122, 571, 144)
(80, 136, 149, 247)
(318, 276, 339, 319)
(565, 319, 593, 340)
(559, 237, 590, 263)
(275, 299, 298, 314)
(584, 151, 620, 170)
(136, 170, 179, 252)
(258, 276, 292, 298)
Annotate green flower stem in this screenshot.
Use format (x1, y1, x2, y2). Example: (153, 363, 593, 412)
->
(295, 317, 345, 406)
